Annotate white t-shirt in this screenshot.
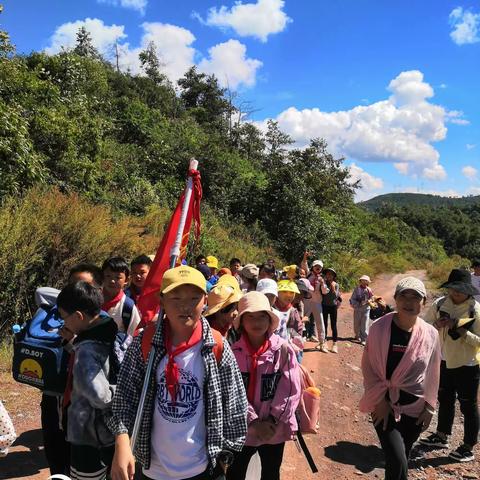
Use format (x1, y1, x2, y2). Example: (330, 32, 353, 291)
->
(472, 273, 480, 303)
(106, 293, 141, 337)
(144, 342, 208, 480)
(273, 307, 289, 339)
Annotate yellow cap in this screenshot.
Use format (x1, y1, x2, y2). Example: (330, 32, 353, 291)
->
(277, 279, 300, 294)
(283, 264, 298, 280)
(217, 274, 241, 293)
(161, 266, 207, 294)
(205, 285, 243, 317)
(206, 255, 219, 269)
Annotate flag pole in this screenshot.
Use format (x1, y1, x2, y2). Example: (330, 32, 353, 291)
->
(131, 158, 198, 450)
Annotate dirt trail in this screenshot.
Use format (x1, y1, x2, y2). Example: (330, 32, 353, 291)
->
(1, 270, 479, 479)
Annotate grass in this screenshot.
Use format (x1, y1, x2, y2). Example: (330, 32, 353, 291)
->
(0, 340, 12, 373)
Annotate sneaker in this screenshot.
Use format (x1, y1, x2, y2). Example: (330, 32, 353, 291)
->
(318, 343, 329, 353)
(449, 444, 474, 463)
(331, 342, 338, 354)
(419, 432, 449, 449)
(0, 448, 8, 458)
(309, 336, 319, 342)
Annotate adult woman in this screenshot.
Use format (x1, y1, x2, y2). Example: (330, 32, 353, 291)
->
(359, 277, 441, 480)
(419, 269, 480, 462)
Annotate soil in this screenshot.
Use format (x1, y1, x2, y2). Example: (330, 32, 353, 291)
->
(1, 270, 479, 479)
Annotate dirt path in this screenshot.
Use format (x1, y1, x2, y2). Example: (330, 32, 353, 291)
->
(1, 270, 479, 479)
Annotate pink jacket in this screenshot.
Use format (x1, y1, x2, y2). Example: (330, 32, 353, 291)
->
(231, 334, 301, 446)
(359, 312, 441, 420)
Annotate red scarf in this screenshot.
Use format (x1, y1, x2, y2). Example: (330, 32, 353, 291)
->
(244, 335, 271, 403)
(164, 320, 203, 402)
(102, 289, 124, 312)
(275, 302, 292, 312)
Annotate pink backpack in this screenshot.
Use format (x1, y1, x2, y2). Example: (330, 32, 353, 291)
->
(296, 363, 320, 434)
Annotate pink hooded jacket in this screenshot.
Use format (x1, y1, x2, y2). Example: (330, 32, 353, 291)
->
(231, 333, 301, 446)
(359, 312, 441, 420)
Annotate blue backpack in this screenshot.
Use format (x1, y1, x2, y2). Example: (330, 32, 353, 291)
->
(12, 305, 70, 395)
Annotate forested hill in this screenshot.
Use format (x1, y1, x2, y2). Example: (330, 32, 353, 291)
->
(361, 193, 480, 211)
(0, 21, 453, 331)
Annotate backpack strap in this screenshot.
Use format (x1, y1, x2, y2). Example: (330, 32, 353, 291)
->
(121, 296, 135, 332)
(436, 296, 447, 313)
(141, 323, 224, 364)
(210, 328, 224, 364)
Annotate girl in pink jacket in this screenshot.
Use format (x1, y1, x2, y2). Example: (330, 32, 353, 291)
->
(227, 291, 301, 480)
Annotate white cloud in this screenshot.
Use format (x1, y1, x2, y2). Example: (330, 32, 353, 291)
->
(45, 18, 126, 55)
(198, 39, 262, 89)
(45, 19, 261, 89)
(449, 7, 480, 45)
(255, 70, 458, 179)
(467, 186, 480, 195)
(121, 22, 197, 81)
(422, 164, 447, 180)
(446, 110, 470, 125)
(98, 0, 147, 15)
(462, 165, 478, 179)
(348, 163, 384, 201)
(200, 0, 291, 42)
(466, 143, 477, 150)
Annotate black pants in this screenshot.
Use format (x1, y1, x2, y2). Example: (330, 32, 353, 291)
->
(227, 443, 285, 480)
(143, 471, 212, 480)
(322, 305, 338, 342)
(437, 361, 480, 447)
(70, 444, 114, 480)
(375, 414, 422, 480)
(40, 393, 70, 475)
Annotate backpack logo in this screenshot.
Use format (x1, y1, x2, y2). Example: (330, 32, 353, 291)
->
(18, 359, 43, 386)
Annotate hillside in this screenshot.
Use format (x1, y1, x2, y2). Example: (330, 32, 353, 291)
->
(360, 193, 480, 211)
(0, 22, 453, 334)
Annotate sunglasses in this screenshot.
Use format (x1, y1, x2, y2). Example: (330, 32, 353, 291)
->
(220, 302, 238, 314)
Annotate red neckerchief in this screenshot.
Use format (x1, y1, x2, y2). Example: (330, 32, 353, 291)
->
(102, 289, 124, 312)
(244, 334, 271, 403)
(164, 320, 203, 402)
(275, 302, 292, 312)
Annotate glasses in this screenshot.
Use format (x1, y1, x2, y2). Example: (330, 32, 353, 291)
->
(220, 302, 238, 314)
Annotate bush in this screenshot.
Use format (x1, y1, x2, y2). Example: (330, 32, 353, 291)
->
(0, 187, 158, 335)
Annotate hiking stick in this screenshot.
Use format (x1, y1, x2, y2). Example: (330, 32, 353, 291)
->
(130, 159, 198, 450)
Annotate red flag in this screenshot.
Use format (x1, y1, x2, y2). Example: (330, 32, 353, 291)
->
(137, 168, 202, 326)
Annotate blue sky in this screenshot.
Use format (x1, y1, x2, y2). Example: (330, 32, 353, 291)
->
(2, 0, 480, 200)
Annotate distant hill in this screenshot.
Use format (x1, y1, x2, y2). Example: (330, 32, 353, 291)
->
(360, 193, 480, 211)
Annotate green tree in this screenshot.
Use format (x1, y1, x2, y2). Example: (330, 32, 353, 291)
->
(74, 27, 101, 59)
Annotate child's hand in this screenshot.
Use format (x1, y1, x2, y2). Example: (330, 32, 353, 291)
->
(111, 434, 135, 480)
(250, 419, 276, 442)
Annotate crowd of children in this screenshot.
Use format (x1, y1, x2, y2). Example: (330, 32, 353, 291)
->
(3, 252, 480, 480)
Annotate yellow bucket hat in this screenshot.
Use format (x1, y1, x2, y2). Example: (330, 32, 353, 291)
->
(277, 279, 300, 294)
(283, 264, 298, 280)
(205, 284, 243, 317)
(217, 274, 241, 293)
